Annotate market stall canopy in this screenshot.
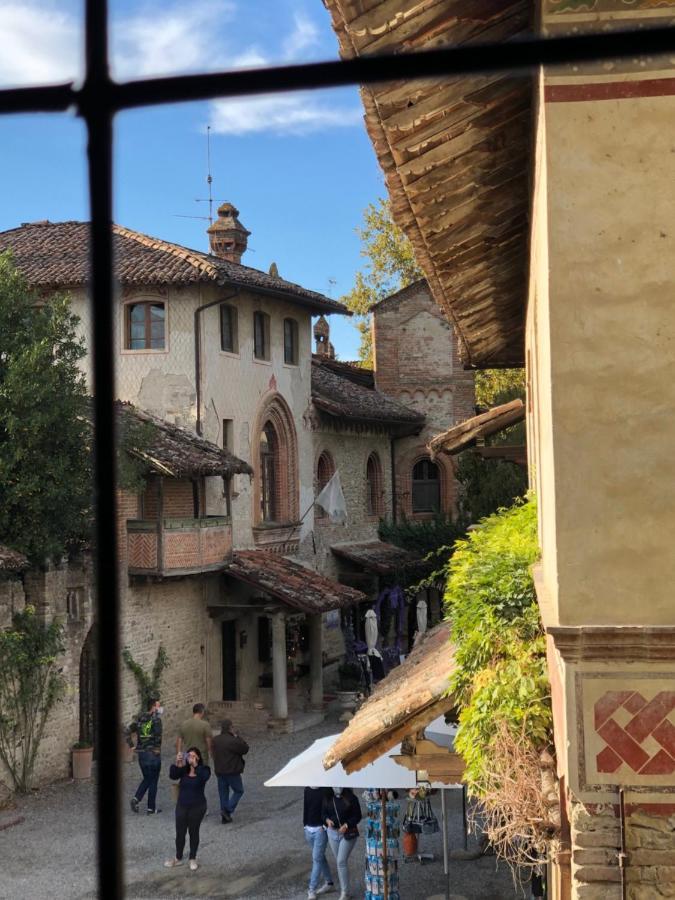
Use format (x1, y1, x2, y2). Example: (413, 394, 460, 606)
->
(428, 399, 525, 457)
(323, 621, 457, 773)
(265, 733, 453, 789)
(115, 401, 252, 479)
(331, 541, 421, 575)
(0, 545, 29, 573)
(323, 1, 532, 367)
(226, 550, 366, 614)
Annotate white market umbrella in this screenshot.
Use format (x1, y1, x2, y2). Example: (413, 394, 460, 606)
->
(265, 733, 448, 789)
(364, 609, 381, 658)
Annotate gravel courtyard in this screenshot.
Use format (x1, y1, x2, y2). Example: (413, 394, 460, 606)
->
(0, 721, 526, 900)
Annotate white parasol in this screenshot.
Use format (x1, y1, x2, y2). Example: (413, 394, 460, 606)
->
(416, 598, 428, 636)
(364, 608, 381, 658)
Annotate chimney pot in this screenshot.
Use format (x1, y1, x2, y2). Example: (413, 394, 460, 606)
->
(207, 202, 250, 264)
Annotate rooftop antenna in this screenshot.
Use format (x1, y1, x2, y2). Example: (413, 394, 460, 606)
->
(173, 127, 226, 244)
(327, 277, 337, 298)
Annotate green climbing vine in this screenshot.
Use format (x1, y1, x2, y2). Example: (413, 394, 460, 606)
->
(122, 644, 170, 712)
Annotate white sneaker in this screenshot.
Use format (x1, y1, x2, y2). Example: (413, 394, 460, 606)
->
(163, 858, 183, 868)
(338, 894, 348, 900)
(189, 860, 199, 871)
(307, 892, 317, 900)
(316, 883, 334, 895)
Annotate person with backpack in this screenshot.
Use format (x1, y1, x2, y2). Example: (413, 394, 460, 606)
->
(212, 718, 249, 823)
(129, 695, 163, 815)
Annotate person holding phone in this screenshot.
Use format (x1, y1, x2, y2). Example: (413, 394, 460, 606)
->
(164, 746, 211, 871)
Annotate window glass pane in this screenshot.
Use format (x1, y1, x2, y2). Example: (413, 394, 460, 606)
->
(221, 305, 233, 352)
(150, 304, 165, 321)
(129, 304, 146, 323)
(284, 319, 296, 365)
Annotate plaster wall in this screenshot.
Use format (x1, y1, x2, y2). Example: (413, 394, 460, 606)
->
(544, 91, 675, 625)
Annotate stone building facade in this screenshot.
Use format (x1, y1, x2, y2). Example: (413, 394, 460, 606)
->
(371, 281, 475, 519)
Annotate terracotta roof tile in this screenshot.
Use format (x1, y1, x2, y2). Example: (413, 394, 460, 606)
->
(116, 402, 252, 479)
(323, 621, 457, 773)
(331, 540, 421, 574)
(0, 221, 348, 315)
(226, 550, 365, 613)
(311, 358, 424, 432)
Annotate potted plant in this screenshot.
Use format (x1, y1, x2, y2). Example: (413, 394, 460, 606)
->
(72, 741, 94, 780)
(336, 661, 363, 712)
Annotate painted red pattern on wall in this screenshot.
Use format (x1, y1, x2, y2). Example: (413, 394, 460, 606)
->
(595, 690, 675, 776)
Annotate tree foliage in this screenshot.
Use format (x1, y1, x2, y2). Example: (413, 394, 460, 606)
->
(443, 498, 552, 793)
(455, 452, 528, 524)
(342, 198, 422, 365)
(475, 368, 526, 445)
(0, 253, 92, 564)
(0, 607, 65, 792)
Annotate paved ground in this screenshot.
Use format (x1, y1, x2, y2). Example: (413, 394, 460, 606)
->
(0, 720, 527, 899)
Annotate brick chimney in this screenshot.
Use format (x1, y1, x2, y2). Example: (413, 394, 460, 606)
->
(207, 202, 250, 264)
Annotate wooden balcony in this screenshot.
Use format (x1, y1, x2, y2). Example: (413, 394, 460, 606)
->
(127, 516, 232, 577)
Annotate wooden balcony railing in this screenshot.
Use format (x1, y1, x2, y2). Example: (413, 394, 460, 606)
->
(127, 516, 232, 576)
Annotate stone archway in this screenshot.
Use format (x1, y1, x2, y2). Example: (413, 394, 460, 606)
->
(79, 625, 97, 749)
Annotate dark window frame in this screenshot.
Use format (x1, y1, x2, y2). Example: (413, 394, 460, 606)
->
(283, 317, 299, 365)
(220, 302, 238, 353)
(0, 9, 658, 894)
(253, 310, 270, 361)
(124, 300, 166, 350)
(411, 458, 441, 514)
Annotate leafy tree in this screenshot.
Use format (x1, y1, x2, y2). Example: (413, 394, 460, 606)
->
(342, 198, 422, 365)
(0, 607, 65, 792)
(0, 253, 92, 564)
(475, 368, 526, 445)
(455, 452, 528, 524)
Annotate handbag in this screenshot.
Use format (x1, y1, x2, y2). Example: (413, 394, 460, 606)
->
(333, 797, 359, 841)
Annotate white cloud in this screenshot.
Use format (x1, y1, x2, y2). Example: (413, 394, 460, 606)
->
(111, 0, 235, 79)
(0, 0, 235, 87)
(282, 12, 320, 61)
(0, 2, 81, 86)
(210, 90, 362, 136)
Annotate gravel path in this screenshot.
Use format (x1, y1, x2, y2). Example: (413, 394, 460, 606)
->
(0, 720, 526, 899)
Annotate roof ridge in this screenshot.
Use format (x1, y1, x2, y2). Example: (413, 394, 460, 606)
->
(112, 224, 220, 281)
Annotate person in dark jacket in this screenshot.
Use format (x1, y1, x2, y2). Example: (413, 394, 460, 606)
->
(303, 786, 335, 899)
(322, 787, 362, 900)
(129, 695, 163, 815)
(164, 746, 211, 871)
(212, 718, 249, 823)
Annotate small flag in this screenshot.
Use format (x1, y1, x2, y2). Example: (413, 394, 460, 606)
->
(315, 470, 347, 525)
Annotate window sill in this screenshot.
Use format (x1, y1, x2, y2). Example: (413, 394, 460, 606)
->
(121, 347, 169, 355)
(253, 357, 272, 366)
(219, 349, 240, 359)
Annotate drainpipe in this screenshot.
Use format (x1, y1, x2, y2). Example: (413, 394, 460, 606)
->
(195, 288, 239, 436)
(619, 787, 627, 900)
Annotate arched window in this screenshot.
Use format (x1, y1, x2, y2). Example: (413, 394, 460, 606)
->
(125, 301, 165, 350)
(260, 423, 279, 522)
(412, 458, 440, 513)
(316, 451, 335, 519)
(366, 452, 384, 518)
(254, 393, 299, 528)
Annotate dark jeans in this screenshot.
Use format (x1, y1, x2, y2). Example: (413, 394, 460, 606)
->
(175, 801, 207, 860)
(135, 751, 161, 811)
(217, 773, 244, 815)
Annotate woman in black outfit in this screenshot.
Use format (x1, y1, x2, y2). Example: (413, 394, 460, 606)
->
(322, 787, 362, 900)
(164, 746, 211, 871)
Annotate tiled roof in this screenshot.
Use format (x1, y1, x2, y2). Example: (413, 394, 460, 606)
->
(323, 621, 457, 773)
(428, 399, 525, 456)
(0, 220, 348, 315)
(226, 550, 365, 614)
(116, 402, 252, 479)
(331, 541, 421, 574)
(311, 358, 424, 433)
(324, 1, 531, 366)
(0, 545, 29, 573)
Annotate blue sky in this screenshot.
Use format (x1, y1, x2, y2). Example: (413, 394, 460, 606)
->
(0, 0, 386, 359)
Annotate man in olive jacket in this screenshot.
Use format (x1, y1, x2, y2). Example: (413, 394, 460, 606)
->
(213, 718, 249, 823)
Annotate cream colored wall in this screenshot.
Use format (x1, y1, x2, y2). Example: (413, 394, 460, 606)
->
(68, 282, 316, 549)
(527, 74, 559, 625)
(539, 91, 675, 625)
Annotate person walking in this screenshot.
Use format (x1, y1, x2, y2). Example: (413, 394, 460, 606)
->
(212, 718, 249, 823)
(303, 786, 335, 899)
(164, 747, 211, 871)
(129, 695, 163, 815)
(323, 787, 362, 900)
(176, 703, 213, 764)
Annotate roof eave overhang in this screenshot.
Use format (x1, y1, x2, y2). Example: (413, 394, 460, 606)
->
(312, 398, 425, 436)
